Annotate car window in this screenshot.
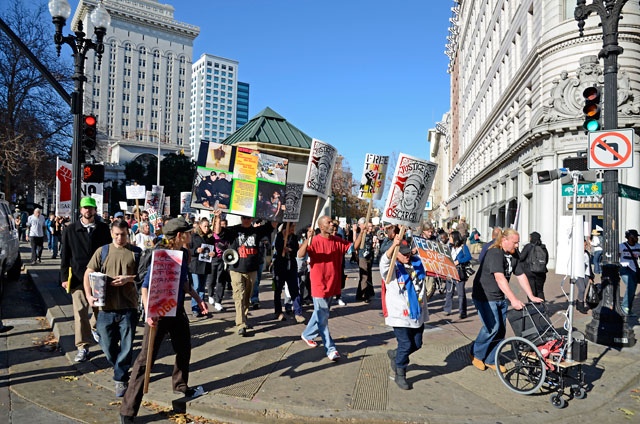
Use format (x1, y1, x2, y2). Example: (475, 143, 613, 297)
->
(2, 203, 15, 230)
(0, 202, 9, 231)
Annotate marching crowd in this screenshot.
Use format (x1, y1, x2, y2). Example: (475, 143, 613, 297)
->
(13, 197, 639, 423)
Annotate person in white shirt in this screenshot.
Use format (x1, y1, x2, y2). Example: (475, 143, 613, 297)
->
(591, 229, 603, 274)
(134, 222, 155, 251)
(619, 229, 640, 315)
(26, 208, 46, 264)
(576, 239, 594, 314)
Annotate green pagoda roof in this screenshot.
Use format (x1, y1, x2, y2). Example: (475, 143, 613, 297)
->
(222, 107, 312, 149)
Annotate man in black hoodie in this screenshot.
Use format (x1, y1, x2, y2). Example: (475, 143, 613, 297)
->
(60, 197, 112, 362)
(519, 231, 549, 300)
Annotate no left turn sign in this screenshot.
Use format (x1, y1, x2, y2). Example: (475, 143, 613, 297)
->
(588, 129, 635, 170)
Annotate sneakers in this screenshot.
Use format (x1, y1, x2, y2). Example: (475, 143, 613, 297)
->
(237, 327, 247, 337)
(214, 302, 224, 312)
(115, 381, 127, 397)
(328, 351, 340, 361)
(337, 299, 346, 306)
(91, 329, 100, 344)
(486, 363, 507, 373)
(251, 302, 260, 310)
(275, 313, 286, 321)
(74, 348, 89, 363)
(301, 334, 317, 347)
(295, 315, 306, 324)
(470, 353, 486, 371)
(208, 296, 215, 305)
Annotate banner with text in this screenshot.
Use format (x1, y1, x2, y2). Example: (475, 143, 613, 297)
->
(413, 236, 459, 281)
(358, 153, 389, 200)
(55, 157, 72, 217)
(190, 140, 289, 221)
(383, 153, 437, 228)
(146, 249, 182, 318)
(303, 138, 337, 199)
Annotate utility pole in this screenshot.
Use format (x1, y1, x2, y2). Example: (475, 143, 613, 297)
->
(576, 0, 636, 347)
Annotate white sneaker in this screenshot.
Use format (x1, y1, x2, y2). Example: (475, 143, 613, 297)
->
(208, 296, 215, 305)
(214, 302, 224, 312)
(91, 329, 100, 344)
(328, 351, 340, 361)
(338, 299, 346, 306)
(74, 348, 89, 362)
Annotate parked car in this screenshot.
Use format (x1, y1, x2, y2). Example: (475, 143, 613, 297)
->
(0, 198, 21, 286)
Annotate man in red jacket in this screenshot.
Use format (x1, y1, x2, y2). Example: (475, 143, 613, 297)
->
(298, 216, 363, 361)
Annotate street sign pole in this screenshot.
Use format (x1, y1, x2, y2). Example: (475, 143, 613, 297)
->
(576, 0, 635, 347)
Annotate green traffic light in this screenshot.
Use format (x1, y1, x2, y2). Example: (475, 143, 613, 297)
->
(586, 120, 600, 132)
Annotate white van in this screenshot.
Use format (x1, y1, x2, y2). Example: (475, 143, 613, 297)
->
(0, 198, 21, 283)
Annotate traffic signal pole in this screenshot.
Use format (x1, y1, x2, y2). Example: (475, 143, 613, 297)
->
(70, 52, 86, 223)
(576, 0, 635, 347)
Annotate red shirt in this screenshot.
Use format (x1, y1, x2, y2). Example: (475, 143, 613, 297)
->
(307, 235, 352, 298)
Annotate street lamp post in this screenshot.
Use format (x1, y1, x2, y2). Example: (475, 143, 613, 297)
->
(49, 0, 110, 223)
(575, 0, 636, 347)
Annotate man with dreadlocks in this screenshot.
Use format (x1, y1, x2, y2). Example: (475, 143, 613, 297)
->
(380, 236, 429, 390)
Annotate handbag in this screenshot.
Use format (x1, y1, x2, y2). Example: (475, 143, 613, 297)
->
(456, 262, 474, 281)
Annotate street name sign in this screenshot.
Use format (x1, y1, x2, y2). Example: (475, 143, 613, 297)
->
(619, 184, 640, 202)
(562, 182, 602, 197)
(588, 129, 634, 169)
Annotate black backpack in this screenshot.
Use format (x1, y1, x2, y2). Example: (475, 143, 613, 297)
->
(529, 245, 548, 273)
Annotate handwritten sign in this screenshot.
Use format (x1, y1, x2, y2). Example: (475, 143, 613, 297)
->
(146, 250, 182, 318)
(413, 236, 459, 281)
(126, 185, 146, 200)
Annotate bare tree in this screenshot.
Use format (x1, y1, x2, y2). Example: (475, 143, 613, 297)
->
(0, 0, 72, 199)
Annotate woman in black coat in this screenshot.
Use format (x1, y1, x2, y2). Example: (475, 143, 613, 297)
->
(519, 231, 549, 300)
(189, 218, 214, 317)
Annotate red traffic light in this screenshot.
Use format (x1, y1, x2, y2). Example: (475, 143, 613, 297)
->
(583, 86, 600, 102)
(84, 115, 96, 126)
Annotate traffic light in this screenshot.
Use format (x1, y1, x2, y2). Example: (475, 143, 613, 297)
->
(537, 168, 568, 184)
(83, 115, 97, 150)
(82, 163, 104, 183)
(582, 86, 601, 133)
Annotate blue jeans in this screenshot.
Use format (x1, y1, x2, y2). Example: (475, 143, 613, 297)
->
(393, 325, 424, 370)
(302, 297, 336, 355)
(593, 250, 603, 274)
(621, 267, 638, 312)
(250, 262, 264, 304)
(96, 309, 138, 382)
(191, 273, 206, 314)
(51, 234, 59, 258)
(472, 299, 508, 365)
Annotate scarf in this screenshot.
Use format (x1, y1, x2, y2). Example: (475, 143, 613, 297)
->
(395, 256, 426, 320)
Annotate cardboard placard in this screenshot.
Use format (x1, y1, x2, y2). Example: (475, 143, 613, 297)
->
(358, 154, 389, 200)
(119, 201, 128, 212)
(126, 185, 146, 200)
(383, 153, 437, 228)
(190, 140, 288, 221)
(198, 244, 214, 263)
(413, 236, 459, 281)
(282, 183, 304, 222)
(145, 186, 163, 212)
(146, 250, 182, 318)
(180, 192, 194, 214)
(303, 138, 337, 199)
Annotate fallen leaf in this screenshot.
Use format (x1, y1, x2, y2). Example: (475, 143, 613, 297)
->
(59, 376, 79, 382)
(86, 402, 94, 406)
(619, 408, 635, 416)
(630, 395, 640, 401)
(632, 388, 640, 393)
(109, 401, 122, 406)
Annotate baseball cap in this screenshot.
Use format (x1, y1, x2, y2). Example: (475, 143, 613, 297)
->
(114, 212, 124, 218)
(398, 239, 412, 256)
(80, 197, 97, 208)
(163, 217, 194, 239)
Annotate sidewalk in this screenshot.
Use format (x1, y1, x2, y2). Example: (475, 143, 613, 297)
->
(26, 246, 640, 423)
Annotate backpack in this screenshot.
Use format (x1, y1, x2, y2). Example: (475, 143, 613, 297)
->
(529, 245, 548, 273)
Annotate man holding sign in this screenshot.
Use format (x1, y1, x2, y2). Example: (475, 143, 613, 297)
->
(120, 218, 208, 423)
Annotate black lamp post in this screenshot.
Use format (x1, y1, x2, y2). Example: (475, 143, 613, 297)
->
(575, 0, 636, 347)
(49, 0, 110, 223)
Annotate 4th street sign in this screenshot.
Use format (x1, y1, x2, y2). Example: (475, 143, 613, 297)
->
(562, 182, 602, 197)
(619, 184, 640, 202)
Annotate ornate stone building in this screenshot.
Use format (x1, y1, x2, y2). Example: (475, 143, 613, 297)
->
(443, 0, 640, 266)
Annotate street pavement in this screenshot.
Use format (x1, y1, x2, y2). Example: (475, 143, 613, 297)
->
(12, 242, 640, 423)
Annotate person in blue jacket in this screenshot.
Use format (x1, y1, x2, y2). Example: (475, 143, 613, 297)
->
(444, 230, 472, 319)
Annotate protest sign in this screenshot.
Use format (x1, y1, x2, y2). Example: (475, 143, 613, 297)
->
(163, 196, 170, 216)
(303, 139, 337, 199)
(180, 192, 194, 214)
(145, 185, 163, 212)
(383, 153, 437, 228)
(190, 140, 288, 221)
(556, 215, 585, 278)
(145, 249, 182, 318)
(413, 236, 459, 281)
(55, 157, 72, 216)
(198, 244, 214, 263)
(147, 208, 162, 231)
(80, 182, 104, 216)
(126, 185, 146, 200)
(358, 154, 389, 200)
(283, 183, 304, 222)
(119, 201, 128, 212)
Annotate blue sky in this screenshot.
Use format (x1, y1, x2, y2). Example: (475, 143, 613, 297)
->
(65, 0, 452, 185)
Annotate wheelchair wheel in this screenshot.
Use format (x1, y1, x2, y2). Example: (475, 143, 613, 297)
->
(495, 336, 546, 395)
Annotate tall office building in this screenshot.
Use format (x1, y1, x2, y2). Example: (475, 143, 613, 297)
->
(189, 54, 241, 157)
(236, 81, 250, 129)
(71, 0, 199, 163)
